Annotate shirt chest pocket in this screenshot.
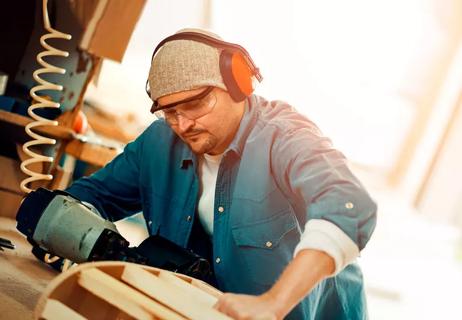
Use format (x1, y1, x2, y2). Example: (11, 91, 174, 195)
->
(231, 210, 301, 285)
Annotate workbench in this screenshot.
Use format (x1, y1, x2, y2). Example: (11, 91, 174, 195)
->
(0, 217, 56, 320)
(0, 109, 121, 168)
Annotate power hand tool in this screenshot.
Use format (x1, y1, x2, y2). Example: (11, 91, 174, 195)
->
(16, 188, 211, 282)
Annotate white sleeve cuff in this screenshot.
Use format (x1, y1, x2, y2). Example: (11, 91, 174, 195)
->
(293, 219, 359, 276)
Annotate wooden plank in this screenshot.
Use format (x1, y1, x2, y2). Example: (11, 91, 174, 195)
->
(78, 269, 152, 320)
(0, 109, 74, 140)
(169, 273, 223, 299)
(41, 299, 87, 320)
(158, 271, 218, 308)
(65, 139, 119, 167)
(121, 266, 232, 320)
(78, 268, 185, 320)
(189, 278, 223, 300)
(81, 0, 147, 62)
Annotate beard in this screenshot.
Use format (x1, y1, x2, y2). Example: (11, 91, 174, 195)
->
(181, 130, 219, 155)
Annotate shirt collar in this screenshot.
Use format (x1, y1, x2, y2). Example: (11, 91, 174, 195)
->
(226, 95, 258, 157)
(180, 95, 258, 167)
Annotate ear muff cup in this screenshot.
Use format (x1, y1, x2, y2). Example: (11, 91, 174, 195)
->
(219, 50, 254, 102)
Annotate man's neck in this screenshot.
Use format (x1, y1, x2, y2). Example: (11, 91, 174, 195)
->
(208, 100, 246, 155)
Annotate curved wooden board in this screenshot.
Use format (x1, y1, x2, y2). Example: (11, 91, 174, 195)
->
(34, 261, 230, 320)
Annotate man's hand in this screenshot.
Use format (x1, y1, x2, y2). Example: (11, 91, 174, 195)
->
(214, 249, 335, 319)
(214, 292, 283, 320)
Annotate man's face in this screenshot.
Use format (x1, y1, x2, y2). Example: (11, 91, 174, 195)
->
(156, 87, 245, 155)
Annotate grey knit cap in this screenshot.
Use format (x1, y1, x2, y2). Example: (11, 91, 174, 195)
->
(148, 28, 227, 101)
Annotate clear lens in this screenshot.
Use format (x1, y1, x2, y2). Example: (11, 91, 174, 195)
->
(156, 90, 217, 125)
(181, 93, 216, 119)
(154, 110, 165, 119)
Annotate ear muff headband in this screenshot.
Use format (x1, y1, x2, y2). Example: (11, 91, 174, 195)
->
(219, 50, 253, 101)
(146, 32, 262, 103)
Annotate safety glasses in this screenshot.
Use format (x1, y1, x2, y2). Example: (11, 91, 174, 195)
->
(153, 87, 217, 125)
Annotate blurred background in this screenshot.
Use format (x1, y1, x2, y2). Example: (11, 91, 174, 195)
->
(1, 0, 462, 318)
(86, 1, 462, 318)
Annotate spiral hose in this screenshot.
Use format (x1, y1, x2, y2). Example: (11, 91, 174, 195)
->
(20, 0, 72, 194)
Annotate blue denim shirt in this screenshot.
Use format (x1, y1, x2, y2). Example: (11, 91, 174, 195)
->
(67, 95, 377, 319)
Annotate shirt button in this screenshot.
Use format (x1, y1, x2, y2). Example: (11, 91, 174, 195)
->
(215, 257, 221, 264)
(265, 241, 273, 248)
(218, 206, 224, 213)
(186, 215, 192, 222)
(345, 202, 354, 209)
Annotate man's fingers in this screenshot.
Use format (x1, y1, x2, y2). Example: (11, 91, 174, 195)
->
(214, 293, 233, 311)
(253, 314, 277, 320)
(213, 293, 278, 320)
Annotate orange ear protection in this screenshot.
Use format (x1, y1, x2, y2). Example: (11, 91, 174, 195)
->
(146, 31, 263, 103)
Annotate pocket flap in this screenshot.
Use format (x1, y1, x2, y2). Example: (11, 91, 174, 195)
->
(231, 211, 297, 249)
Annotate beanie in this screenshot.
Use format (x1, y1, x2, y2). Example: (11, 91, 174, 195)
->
(148, 28, 227, 102)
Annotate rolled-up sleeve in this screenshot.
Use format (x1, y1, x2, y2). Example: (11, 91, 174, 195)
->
(272, 123, 377, 272)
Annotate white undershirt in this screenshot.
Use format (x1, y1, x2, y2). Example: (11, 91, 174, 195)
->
(196, 153, 359, 275)
(197, 153, 223, 235)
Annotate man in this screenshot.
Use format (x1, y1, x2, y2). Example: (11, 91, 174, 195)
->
(66, 29, 377, 319)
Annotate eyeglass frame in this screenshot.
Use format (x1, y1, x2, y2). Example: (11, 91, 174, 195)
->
(153, 86, 217, 124)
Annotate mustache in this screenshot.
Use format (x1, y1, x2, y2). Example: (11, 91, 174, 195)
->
(181, 129, 206, 137)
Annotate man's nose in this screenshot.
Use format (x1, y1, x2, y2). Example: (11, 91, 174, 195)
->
(177, 114, 195, 133)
